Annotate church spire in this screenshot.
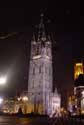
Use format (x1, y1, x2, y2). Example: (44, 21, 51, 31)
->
(37, 14, 46, 41)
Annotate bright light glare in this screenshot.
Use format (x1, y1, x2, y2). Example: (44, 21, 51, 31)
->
(22, 96, 28, 101)
(82, 91, 84, 97)
(0, 77, 7, 85)
(0, 97, 3, 104)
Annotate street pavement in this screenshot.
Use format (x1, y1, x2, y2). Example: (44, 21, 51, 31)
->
(0, 116, 84, 125)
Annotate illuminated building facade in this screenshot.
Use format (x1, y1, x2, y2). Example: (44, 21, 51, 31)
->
(28, 14, 61, 115)
(1, 96, 29, 114)
(67, 95, 77, 115)
(74, 84, 84, 115)
(1, 98, 20, 114)
(67, 62, 84, 115)
(74, 62, 84, 80)
(74, 62, 84, 115)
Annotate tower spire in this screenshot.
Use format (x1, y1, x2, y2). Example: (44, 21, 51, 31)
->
(38, 14, 46, 41)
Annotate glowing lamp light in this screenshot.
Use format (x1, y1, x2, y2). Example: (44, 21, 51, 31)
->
(76, 63, 83, 66)
(17, 97, 21, 101)
(82, 91, 84, 97)
(0, 97, 3, 104)
(22, 96, 28, 101)
(0, 77, 7, 85)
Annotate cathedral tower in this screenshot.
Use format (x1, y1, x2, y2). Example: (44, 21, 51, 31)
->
(28, 14, 53, 114)
(74, 62, 84, 80)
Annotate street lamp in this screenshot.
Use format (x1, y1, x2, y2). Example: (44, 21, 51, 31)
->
(0, 76, 7, 85)
(22, 96, 28, 102)
(0, 97, 3, 104)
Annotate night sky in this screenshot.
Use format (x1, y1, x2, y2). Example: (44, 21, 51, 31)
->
(0, 1, 82, 107)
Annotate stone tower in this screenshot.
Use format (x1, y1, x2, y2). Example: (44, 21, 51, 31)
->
(74, 62, 84, 80)
(28, 14, 53, 114)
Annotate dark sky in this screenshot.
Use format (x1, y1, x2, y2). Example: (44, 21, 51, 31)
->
(0, 1, 81, 106)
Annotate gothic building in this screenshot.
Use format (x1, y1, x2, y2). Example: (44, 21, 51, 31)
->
(27, 14, 61, 115)
(74, 62, 84, 80)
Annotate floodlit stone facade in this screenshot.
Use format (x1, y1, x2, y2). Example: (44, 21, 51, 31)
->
(27, 14, 61, 115)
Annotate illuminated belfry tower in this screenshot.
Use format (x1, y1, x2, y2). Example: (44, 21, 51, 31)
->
(28, 14, 53, 114)
(74, 62, 84, 80)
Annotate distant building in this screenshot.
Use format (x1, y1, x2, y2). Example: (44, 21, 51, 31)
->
(67, 62, 84, 115)
(1, 96, 29, 114)
(74, 61, 84, 114)
(73, 62, 84, 115)
(1, 98, 19, 114)
(74, 74, 84, 115)
(74, 86, 84, 115)
(67, 95, 77, 115)
(74, 62, 84, 80)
